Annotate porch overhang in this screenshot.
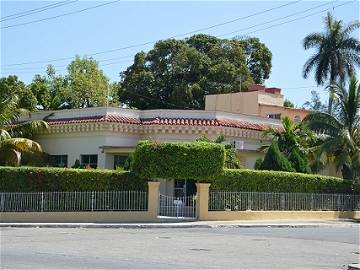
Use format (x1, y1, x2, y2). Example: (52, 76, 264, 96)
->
(99, 146, 135, 154)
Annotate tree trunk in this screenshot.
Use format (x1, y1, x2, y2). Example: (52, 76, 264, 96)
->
(327, 80, 336, 115)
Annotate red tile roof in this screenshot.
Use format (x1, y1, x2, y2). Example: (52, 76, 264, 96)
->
(47, 114, 272, 131)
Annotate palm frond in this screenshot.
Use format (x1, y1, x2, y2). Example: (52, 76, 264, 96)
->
(10, 120, 48, 138)
(0, 138, 42, 152)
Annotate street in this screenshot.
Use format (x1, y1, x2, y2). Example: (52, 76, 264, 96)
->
(0, 226, 359, 269)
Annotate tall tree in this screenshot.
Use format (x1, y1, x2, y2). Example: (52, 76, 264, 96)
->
(303, 76, 360, 181)
(0, 75, 37, 111)
(119, 34, 272, 110)
(29, 66, 68, 110)
(65, 56, 109, 108)
(237, 37, 272, 84)
(303, 12, 360, 115)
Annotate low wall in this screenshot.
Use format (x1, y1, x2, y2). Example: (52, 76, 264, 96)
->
(0, 211, 153, 223)
(200, 210, 360, 221)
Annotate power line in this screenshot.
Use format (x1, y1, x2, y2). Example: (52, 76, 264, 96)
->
(1, 55, 134, 71)
(0, 1, 79, 22)
(0, 59, 133, 75)
(168, 0, 303, 39)
(1, 1, 69, 19)
(1, 0, 303, 67)
(217, 0, 336, 38)
(2, 0, 354, 70)
(1, 0, 121, 30)
(244, 0, 354, 36)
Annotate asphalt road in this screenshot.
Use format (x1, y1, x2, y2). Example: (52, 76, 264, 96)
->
(0, 226, 359, 269)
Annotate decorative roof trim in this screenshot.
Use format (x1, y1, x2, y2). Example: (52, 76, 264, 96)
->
(47, 114, 274, 131)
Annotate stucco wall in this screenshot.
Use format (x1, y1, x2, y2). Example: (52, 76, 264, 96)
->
(36, 132, 140, 168)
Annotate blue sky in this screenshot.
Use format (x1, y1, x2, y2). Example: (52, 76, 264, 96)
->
(1, 0, 359, 107)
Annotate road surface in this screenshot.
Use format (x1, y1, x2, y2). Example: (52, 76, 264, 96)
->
(1, 226, 359, 269)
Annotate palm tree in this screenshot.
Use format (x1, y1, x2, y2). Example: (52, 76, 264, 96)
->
(303, 12, 360, 115)
(262, 116, 314, 156)
(0, 94, 48, 166)
(303, 75, 360, 181)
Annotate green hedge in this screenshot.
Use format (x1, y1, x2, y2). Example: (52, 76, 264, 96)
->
(207, 169, 360, 194)
(0, 167, 148, 192)
(132, 141, 225, 179)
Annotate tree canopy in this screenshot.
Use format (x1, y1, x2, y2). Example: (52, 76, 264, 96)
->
(64, 56, 110, 108)
(119, 34, 272, 110)
(303, 12, 360, 115)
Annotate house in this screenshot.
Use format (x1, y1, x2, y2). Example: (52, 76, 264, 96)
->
(19, 85, 339, 196)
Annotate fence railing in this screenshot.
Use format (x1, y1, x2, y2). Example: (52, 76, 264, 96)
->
(158, 194, 196, 218)
(0, 191, 148, 212)
(209, 192, 360, 211)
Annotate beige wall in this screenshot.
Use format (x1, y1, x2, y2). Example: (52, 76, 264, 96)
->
(0, 211, 153, 223)
(196, 183, 359, 221)
(205, 91, 309, 122)
(2, 182, 358, 223)
(205, 92, 260, 115)
(259, 105, 309, 121)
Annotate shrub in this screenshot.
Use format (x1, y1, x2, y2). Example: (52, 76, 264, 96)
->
(288, 148, 312, 174)
(0, 166, 148, 192)
(254, 158, 263, 170)
(207, 169, 359, 194)
(260, 142, 294, 172)
(132, 140, 225, 179)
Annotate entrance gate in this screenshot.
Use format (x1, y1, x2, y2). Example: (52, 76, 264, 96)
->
(158, 194, 196, 219)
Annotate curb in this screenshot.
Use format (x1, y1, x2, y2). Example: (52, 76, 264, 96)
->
(0, 222, 359, 229)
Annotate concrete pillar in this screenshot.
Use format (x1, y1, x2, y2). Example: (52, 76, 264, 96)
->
(147, 181, 160, 221)
(195, 183, 211, 221)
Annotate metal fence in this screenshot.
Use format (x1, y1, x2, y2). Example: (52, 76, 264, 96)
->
(209, 192, 360, 211)
(158, 194, 196, 218)
(0, 191, 148, 212)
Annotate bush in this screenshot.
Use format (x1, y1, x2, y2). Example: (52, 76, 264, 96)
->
(207, 169, 360, 194)
(132, 140, 225, 179)
(288, 148, 312, 174)
(0, 166, 148, 192)
(260, 142, 294, 172)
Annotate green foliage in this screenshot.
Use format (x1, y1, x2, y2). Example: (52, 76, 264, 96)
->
(254, 157, 263, 170)
(72, 159, 81, 169)
(260, 142, 295, 172)
(132, 140, 225, 179)
(283, 99, 294, 108)
(208, 169, 359, 194)
(0, 166, 148, 192)
(29, 66, 68, 110)
(303, 12, 360, 114)
(0, 75, 37, 111)
(302, 76, 360, 181)
(195, 135, 241, 169)
(0, 86, 48, 166)
(302, 90, 327, 112)
(288, 148, 312, 174)
(64, 56, 110, 108)
(237, 37, 272, 84)
(119, 34, 272, 110)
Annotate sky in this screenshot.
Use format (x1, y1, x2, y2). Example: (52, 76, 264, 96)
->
(1, 0, 359, 107)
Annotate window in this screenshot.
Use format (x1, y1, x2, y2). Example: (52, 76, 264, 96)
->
(114, 155, 129, 169)
(267, 113, 281, 119)
(51, 155, 68, 167)
(81, 154, 98, 168)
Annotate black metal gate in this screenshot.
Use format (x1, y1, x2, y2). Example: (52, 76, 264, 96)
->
(158, 194, 196, 219)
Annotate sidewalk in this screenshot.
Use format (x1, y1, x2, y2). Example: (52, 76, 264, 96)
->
(1, 219, 359, 229)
